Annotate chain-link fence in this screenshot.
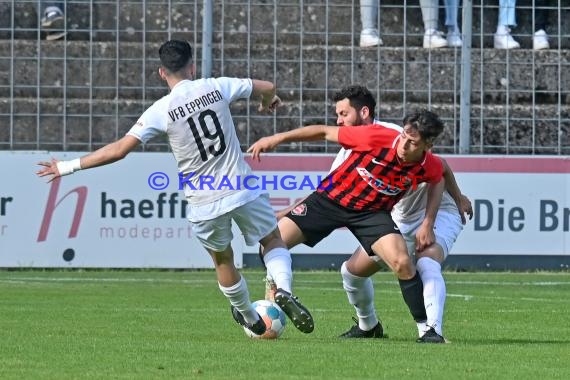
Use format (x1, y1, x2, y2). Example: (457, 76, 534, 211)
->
(1, 0, 568, 154)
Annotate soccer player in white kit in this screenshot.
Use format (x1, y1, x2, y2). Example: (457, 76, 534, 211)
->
(36, 40, 314, 336)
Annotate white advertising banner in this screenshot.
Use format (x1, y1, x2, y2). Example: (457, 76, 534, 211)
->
(0, 152, 568, 268)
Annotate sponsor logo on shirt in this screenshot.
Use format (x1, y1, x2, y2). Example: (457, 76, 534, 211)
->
(355, 167, 418, 196)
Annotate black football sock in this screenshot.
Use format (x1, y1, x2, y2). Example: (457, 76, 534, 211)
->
(258, 245, 267, 270)
(398, 271, 427, 322)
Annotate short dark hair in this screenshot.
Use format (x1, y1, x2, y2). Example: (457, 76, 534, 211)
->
(159, 40, 193, 73)
(332, 85, 376, 119)
(402, 109, 445, 143)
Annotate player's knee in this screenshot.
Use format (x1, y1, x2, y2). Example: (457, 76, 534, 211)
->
(416, 244, 445, 263)
(390, 253, 415, 278)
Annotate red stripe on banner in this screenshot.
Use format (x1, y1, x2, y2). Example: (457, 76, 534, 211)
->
(245, 154, 570, 173)
(269, 197, 291, 207)
(442, 156, 570, 173)
(246, 155, 334, 171)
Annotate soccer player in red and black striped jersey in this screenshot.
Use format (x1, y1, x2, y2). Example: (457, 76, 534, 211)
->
(248, 109, 446, 340)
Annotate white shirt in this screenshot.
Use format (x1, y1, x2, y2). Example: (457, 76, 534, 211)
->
(127, 77, 261, 215)
(329, 120, 458, 223)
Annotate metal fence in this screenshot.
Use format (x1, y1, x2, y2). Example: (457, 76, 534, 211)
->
(1, 0, 568, 154)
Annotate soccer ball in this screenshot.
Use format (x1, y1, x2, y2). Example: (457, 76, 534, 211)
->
(244, 300, 286, 339)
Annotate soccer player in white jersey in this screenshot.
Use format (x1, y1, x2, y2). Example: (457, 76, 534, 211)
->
(36, 40, 314, 336)
(269, 85, 472, 342)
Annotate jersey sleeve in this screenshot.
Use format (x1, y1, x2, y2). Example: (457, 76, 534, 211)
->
(338, 124, 399, 152)
(423, 152, 444, 183)
(213, 77, 253, 102)
(126, 99, 168, 143)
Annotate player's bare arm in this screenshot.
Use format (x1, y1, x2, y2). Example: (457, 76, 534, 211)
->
(251, 79, 282, 113)
(440, 157, 473, 224)
(36, 135, 141, 182)
(247, 125, 339, 161)
(415, 177, 445, 252)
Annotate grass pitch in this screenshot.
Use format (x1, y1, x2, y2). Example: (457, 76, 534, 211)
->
(1, 270, 569, 379)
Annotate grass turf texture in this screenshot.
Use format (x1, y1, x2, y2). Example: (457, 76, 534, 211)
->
(1, 270, 569, 379)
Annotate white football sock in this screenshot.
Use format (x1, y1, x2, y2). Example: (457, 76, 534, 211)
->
(417, 321, 428, 337)
(218, 276, 258, 324)
(263, 247, 292, 293)
(417, 256, 446, 336)
(341, 261, 378, 331)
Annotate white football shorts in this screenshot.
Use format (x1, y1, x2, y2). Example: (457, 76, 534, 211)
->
(397, 209, 463, 259)
(190, 193, 277, 252)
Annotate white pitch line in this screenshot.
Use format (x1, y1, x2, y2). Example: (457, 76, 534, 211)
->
(0, 276, 569, 287)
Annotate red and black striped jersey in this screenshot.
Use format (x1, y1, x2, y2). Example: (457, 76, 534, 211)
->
(317, 124, 443, 211)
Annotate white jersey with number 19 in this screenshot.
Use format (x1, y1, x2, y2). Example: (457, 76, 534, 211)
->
(127, 77, 261, 210)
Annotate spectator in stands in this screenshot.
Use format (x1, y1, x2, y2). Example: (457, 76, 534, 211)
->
(420, 0, 462, 49)
(533, 0, 554, 50)
(359, 0, 382, 47)
(41, 2, 65, 41)
(494, 0, 520, 49)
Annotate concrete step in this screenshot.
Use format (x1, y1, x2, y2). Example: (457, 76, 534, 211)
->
(2, 0, 568, 49)
(2, 97, 567, 155)
(2, 40, 569, 105)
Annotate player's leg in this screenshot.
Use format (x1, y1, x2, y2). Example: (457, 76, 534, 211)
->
(351, 210, 427, 334)
(234, 194, 314, 333)
(370, 233, 427, 326)
(191, 213, 265, 335)
(258, 216, 306, 300)
(208, 245, 266, 335)
(414, 244, 446, 342)
(414, 210, 463, 343)
(339, 246, 384, 338)
(259, 222, 314, 334)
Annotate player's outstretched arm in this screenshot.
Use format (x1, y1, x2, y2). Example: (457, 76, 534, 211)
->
(247, 125, 339, 161)
(440, 157, 473, 224)
(251, 80, 282, 113)
(36, 135, 141, 182)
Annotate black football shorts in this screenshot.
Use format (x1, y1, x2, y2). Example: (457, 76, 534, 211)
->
(284, 192, 400, 255)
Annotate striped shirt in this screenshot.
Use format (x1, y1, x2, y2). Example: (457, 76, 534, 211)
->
(317, 124, 443, 211)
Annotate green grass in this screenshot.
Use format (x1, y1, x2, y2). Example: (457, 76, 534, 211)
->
(1, 270, 569, 379)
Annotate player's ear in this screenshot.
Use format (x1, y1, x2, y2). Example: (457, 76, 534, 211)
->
(158, 67, 167, 81)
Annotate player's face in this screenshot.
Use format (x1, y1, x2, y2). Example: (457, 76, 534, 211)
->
(335, 99, 365, 126)
(397, 125, 431, 163)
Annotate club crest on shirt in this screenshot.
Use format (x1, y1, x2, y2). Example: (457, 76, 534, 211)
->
(291, 203, 307, 216)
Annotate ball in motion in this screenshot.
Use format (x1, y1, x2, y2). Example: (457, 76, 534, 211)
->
(244, 300, 286, 339)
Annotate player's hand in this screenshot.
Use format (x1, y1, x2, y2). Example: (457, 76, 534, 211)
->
(247, 136, 280, 161)
(258, 95, 282, 113)
(458, 194, 473, 225)
(36, 158, 62, 183)
(415, 222, 435, 252)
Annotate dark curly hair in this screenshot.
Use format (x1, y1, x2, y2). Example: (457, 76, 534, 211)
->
(332, 85, 376, 119)
(402, 109, 445, 143)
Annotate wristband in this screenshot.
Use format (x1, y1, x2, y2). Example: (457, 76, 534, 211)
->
(56, 158, 82, 176)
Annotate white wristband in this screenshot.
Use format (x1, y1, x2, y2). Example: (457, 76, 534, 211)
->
(56, 158, 82, 176)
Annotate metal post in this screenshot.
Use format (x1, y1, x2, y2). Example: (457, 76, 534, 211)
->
(459, 0, 473, 154)
(201, 0, 213, 78)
